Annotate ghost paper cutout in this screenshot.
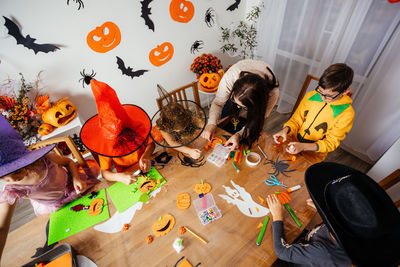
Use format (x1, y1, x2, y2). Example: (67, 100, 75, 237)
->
(219, 180, 269, 217)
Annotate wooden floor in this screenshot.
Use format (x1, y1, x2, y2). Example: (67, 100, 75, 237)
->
(9, 109, 372, 232)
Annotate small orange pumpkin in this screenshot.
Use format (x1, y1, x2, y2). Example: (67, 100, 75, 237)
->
(88, 198, 104, 216)
(152, 214, 175, 237)
(87, 22, 121, 53)
(146, 235, 154, 244)
(41, 97, 77, 127)
(194, 182, 211, 194)
(198, 69, 224, 93)
(139, 179, 156, 193)
(169, 0, 195, 23)
(38, 123, 54, 136)
(149, 42, 174, 67)
(176, 193, 191, 210)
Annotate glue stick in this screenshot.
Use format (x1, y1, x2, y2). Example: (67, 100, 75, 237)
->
(287, 185, 301, 193)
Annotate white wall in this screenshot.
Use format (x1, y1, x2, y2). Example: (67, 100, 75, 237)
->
(0, 0, 246, 121)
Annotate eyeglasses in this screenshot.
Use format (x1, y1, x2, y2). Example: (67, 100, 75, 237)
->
(229, 97, 248, 111)
(315, 86, 342, 100)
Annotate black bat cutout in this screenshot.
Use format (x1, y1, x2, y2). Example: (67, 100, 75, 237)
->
(3, 16, 60, 54)
(116, 56, 148, 79)
(140, 0, 155, 31)
(227, 0, 241, 11)
(67, 0, 84, 10)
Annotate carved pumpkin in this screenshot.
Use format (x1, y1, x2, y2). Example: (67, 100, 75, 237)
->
(198, 69, 224, 93)
(169, 0, 195, 23)
(87, 22, 121, 53)
(42, 98, 77, 127)
(176, 193, 191, 210)
(139, 179, 156, 193)
(152, 214, 175, 237)
(194, 182, 211, 194)
(149, 42, 174, 67)
(88, 198, 104, 216)
(38, 123, 54, 136)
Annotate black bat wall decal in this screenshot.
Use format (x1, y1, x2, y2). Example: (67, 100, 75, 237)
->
(140, 0, 155, 31)
(116, 56, 148, 79)
(227, 0, 241, 11)
(3, 16, 60, 54)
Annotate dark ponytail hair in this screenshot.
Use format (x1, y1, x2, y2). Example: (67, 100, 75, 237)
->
(229, 67, 278, 147)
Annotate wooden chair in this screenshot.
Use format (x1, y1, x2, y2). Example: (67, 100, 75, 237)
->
(378, 169, 400, 207)
(156, 81, 201, 109)
(30, 135, 89, 168)
(291, 74, 319, 116)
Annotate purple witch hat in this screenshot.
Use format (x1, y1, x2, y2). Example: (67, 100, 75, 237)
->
(0, 115, 55, 178)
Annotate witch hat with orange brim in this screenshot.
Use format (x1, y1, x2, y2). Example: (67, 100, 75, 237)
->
(80, 78, 151, 157)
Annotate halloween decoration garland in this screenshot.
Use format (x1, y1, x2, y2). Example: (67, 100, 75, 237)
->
(3, 16, 60, 54)
(149, 42, 174, 67)
(190, 40, 204, 54)
(86, 22, 121, 53)
(205, 8, 216, 27)
(67, 0, 84, 10)
(227, 0, 241, 11)
(140, 0, 155, 31)
(178, 152, 206, 168)
(264, 155, 296, 177)
(116, 56, 148, 79)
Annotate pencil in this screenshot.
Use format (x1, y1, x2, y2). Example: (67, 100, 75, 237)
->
(257, 144, 268, 160)
(256, 216, 270, 246)
(232, 162, 240, 173)
(184, 226, 207, 244)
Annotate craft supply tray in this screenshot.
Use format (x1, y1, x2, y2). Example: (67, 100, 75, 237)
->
(193, 193, 222, 226)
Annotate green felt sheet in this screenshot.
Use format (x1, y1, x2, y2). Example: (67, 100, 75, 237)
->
(48, 189, 110, 245)
(107, 167, 166, 213)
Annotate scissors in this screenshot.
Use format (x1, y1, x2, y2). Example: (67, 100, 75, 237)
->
(231, 118, 239, 130)
(265, 175, 288, 188)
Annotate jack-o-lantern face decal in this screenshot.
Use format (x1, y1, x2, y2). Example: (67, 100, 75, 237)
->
(139, 179, 156, 193)
(88, 198, 104, 216)
(87, 22, 121, 53)
(42, 98, 77, 127)
(169, 0, 195, 23)
(152, 214, 175, 237)
(149, 42, 174, 67)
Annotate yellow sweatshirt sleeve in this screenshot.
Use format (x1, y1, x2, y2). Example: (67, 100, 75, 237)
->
(316, 108, 354, 153)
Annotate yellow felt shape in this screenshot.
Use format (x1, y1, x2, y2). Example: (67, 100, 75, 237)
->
(194, 182, 211, 194)
(152, 214, 175, 237)
(139, 179, 156, 193)
(176, 193, 191, 210)
(177, 258, 193, 267)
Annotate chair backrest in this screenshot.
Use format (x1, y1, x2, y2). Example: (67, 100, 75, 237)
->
(291, 74, 319, 116)
(378, 169, 400, 207)
(156, 81, 201, 110)
(30, 135, 88, 168)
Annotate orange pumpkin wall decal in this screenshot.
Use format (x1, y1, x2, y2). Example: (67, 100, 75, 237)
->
(169, 0, 195, 23)
(152, 214, 175, 237)
(149, 42, 174, 67)
(87, 22, 121, 53)
(41, 97, 77, 127)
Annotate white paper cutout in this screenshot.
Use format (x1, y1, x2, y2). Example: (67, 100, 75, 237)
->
(77, 255, 97, 267)
(219, 180, 270, 217)
(94, 187, 163, 233)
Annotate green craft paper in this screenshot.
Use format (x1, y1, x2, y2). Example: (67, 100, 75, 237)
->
(107, 167, 166, 213)
(48, 189, 110, 245)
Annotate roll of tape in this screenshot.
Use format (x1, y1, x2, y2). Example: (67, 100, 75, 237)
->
(245, 152, 261, 166)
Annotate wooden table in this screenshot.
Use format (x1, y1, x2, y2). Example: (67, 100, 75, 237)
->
(3, 130, 317, 267)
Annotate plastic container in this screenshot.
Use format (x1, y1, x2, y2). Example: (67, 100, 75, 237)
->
(207, 144, 230, 167)
(193, 193, 222, 225)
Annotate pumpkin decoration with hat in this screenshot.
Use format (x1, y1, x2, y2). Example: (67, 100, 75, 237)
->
(305, 162, 400, 267)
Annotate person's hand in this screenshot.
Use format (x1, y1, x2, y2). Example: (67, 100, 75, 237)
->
(266, 194, 283, 221)
(225, 133, 240, 151)
(139, 156, 152, 173)
(273, 127, 289, 144)
(306, 198, 316, 209)
(117, 172, 138, 185)
(201, 124, 217, 141)
(286, 142, 306, 154)
(189, 148, 202, 159)
(73, 176, 87, 194)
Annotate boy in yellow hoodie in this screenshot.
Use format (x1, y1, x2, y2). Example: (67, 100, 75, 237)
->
(273, 63, 354, 162)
